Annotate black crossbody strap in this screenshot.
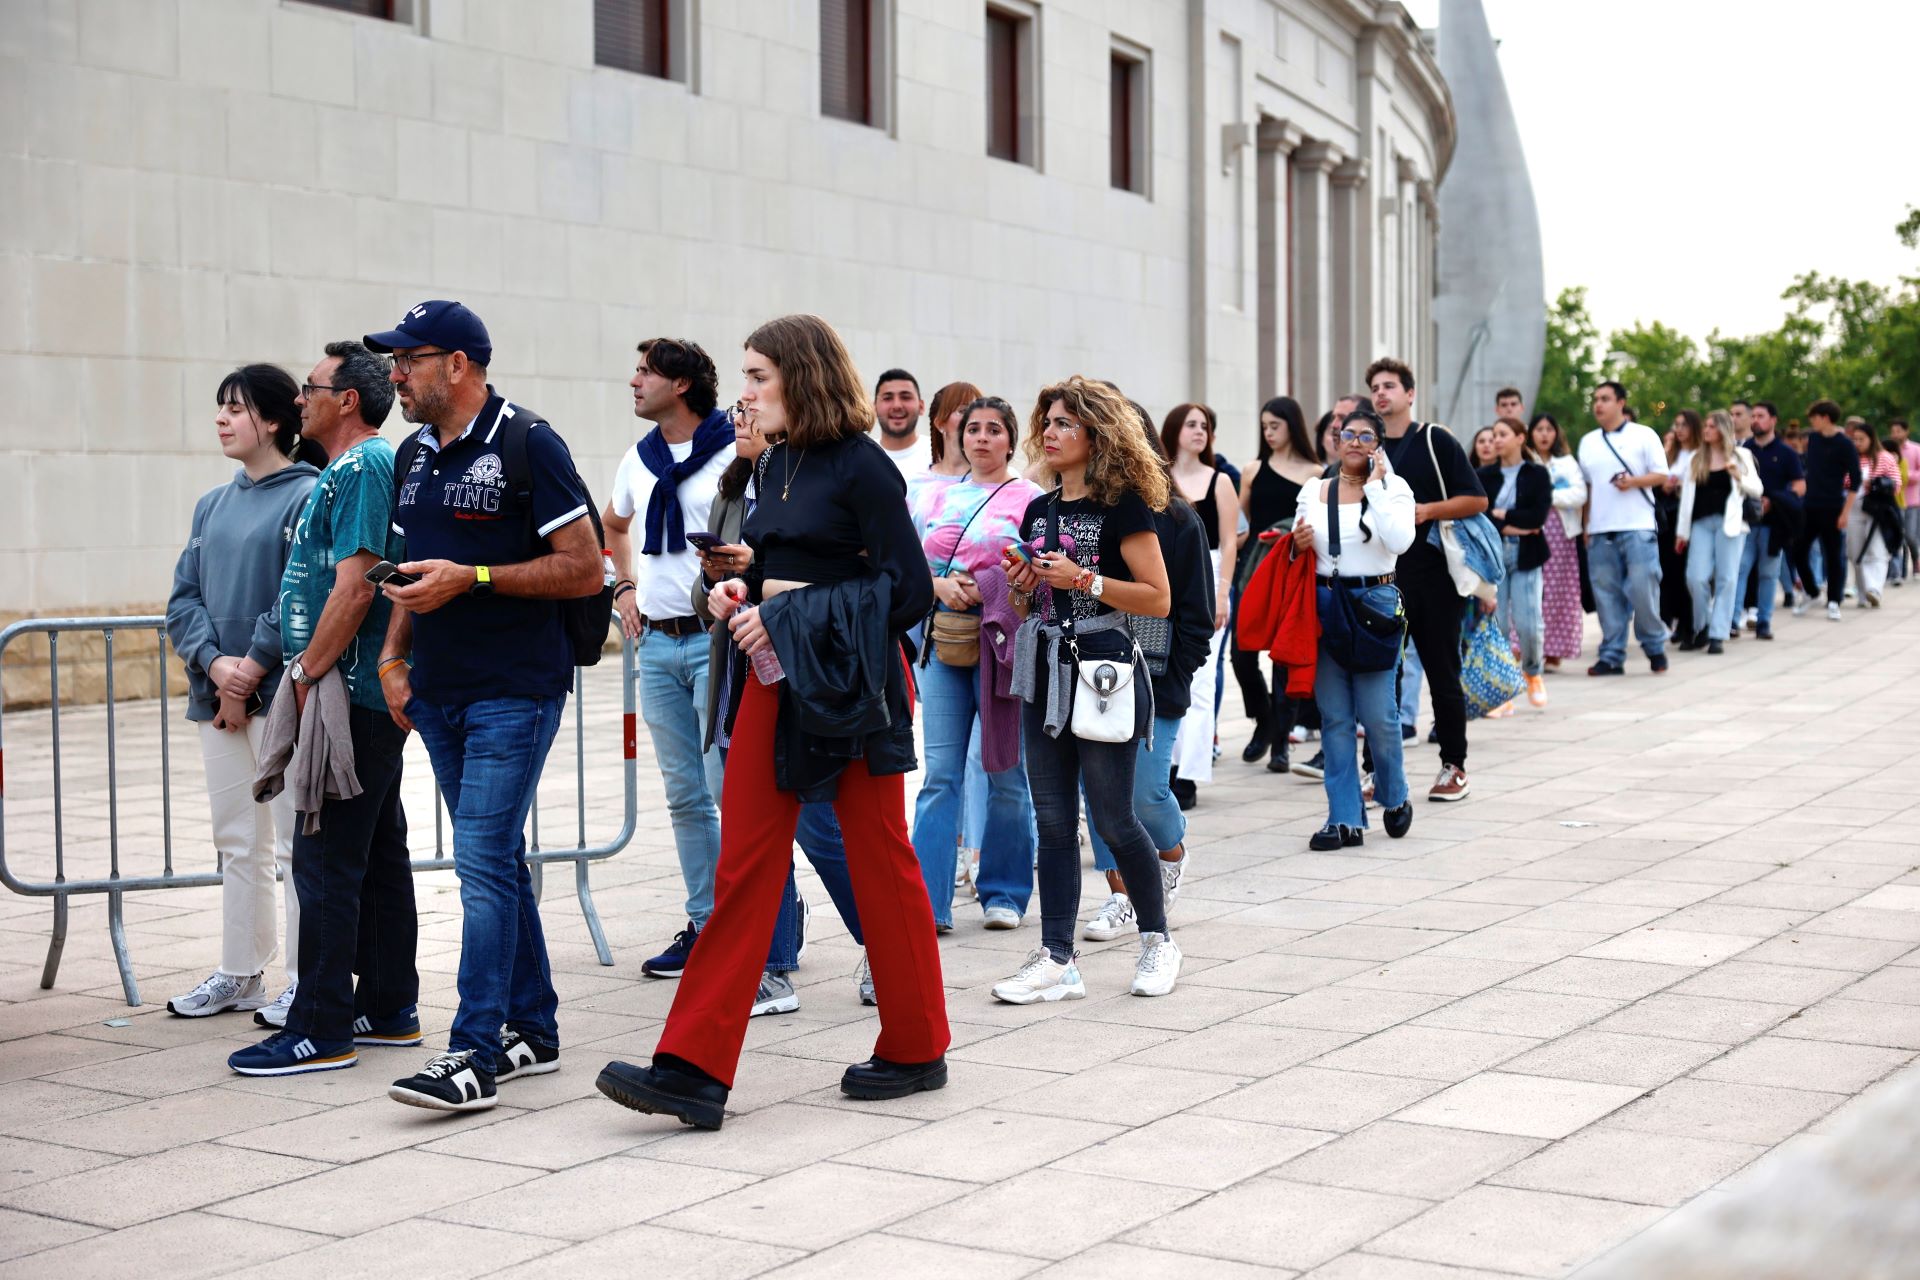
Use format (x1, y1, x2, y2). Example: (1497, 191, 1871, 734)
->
(1597, 428, 1659, 509)
(1323, 478, 1340, 573)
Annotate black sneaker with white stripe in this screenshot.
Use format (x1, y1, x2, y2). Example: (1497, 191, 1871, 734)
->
(496, 1027, 560, 1083)
(388, 1050, 497, 1112)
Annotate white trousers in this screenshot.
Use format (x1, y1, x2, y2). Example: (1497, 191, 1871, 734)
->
(1173, 550, 1227, 785)
(198, 718, 298, 982)
(1848, 515, 1890, 600)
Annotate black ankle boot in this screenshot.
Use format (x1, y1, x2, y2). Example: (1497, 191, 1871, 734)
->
(596, 1054, 729, 1130)
(1240, 717, 1271, 764)
(842, 1055, 948, 1100)
(1268, 693, 1295, 773)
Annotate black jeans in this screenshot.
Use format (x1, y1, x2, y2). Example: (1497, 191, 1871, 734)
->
(285, 706, 417, 1044)
(1397, 543, 1469, 769)
(1794, 506, 1847, 605)
(1022, 698, 1167, 964)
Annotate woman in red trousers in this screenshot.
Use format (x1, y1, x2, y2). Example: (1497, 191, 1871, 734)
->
(597, 315, 945, 1130)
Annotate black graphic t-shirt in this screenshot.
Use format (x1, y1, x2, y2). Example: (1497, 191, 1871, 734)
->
(1019, 490, 1155, 623)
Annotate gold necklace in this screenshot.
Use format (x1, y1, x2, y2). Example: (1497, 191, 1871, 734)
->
(782, 445, 807, 501)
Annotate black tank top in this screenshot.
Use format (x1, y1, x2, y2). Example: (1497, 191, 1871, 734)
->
(1190, 475, 1222, 550)
(1248, 463, 1303, 533)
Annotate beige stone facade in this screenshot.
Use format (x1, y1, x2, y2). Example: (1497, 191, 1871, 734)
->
(0, 0, 1451, 704)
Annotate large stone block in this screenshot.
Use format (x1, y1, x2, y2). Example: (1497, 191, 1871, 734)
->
(227, 94, 316, 190)
(503, 55, 572, 143)
(77, 0, 177, 78)
(467, 132, 540, 217)
(32, 258, 130, 357)
(269, 3, 356, 106)
(354, 195, 437, 288)
(177, 0, 271, 93)
(0, 253, 27, 355)
(394, 118, 470, 207)
(353, 20, 432, 120)
(78, 168, 182, 267)
(269, 186, 357, 280)
(431, 40, 505, 132)
(81, 356, 185, 453)
(0, 156, 81, 257)
(428, 207, 506, 293)
(316, 105, 399, 198)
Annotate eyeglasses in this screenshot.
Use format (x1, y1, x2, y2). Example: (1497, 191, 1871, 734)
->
(1338, 430, 1379, 445)
(391, 351, 454, 374)
(300, 382, 340, 397)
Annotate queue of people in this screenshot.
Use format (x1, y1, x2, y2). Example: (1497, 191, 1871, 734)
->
(159, 299, 1913, 1132)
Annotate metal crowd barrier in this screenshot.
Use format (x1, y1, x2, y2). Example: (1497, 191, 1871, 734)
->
(0, 617, 639, 1007)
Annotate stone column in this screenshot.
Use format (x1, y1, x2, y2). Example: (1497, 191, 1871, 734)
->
(1331, 155, 1370, 398)
(1256, 118, 1302, 401)
(1419, 179, 1440, 384)
(1395, 155, 1418, 358)
(1290, 140, 1342, 416)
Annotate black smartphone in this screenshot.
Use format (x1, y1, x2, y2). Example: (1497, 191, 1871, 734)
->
(245, 690, 265, 717)
(364, 560, 421, 587)
(684, 532, 727, 553)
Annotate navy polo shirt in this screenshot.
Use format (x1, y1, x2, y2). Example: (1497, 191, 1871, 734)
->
(392, 399, 592, 705)
(1743, 435, 1804, 511)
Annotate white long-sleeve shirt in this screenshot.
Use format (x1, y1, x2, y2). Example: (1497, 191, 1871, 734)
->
(1298, 473, 1417, 577)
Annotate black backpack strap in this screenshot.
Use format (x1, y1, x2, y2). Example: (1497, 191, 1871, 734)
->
(493, 404, 540, 555)
(389, 431, 425, 534)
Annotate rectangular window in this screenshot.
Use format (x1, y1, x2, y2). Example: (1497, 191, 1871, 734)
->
(295, 0, 396, 16)
(1109, 45, 1147, 194)
(597, 0, 671, 79)
(821, 0, 874, 125)
(986, 5, 1036, 166)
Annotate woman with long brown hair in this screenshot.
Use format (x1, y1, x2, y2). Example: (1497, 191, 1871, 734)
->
(996, 376, 1177, 1004)
(1659, 409, 1703, 640)
(598, 315, 946, 1129)
(1161, 402, 1237, 806)
(1529, 413, 1587, 668)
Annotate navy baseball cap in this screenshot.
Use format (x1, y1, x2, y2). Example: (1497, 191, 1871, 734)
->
(364, 300, 493, 367)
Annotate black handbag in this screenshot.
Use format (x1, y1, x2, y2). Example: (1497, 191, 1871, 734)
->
(1314, 480, 1406, 674)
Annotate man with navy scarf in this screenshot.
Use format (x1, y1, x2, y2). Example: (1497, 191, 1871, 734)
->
(602, 339, 737, 976)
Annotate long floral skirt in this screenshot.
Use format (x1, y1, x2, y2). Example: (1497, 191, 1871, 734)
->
(1540, 517, 1585, 660)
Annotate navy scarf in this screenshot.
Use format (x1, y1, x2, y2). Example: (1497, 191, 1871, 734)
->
(639, 409, 733, 555)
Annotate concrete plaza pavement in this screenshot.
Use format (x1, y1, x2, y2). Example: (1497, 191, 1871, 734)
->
(0, 594, 1917, 1278)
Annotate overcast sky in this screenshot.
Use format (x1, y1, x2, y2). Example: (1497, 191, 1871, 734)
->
(1404, 0, 1920, 345)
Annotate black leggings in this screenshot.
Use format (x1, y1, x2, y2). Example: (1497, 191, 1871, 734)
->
(1794, 506, 1846, 605)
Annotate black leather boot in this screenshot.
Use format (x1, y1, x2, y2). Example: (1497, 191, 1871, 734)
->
(596, 1055, 729, 1130)
(1267, 692, 1294, 774)
(841, 1055, 949, 1100)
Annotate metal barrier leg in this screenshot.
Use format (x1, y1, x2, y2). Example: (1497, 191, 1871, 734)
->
(108, 888, 139, 1006)
(40, 891, 68, 990)
(575, 857, 612, 966)
(529, 860, 543, 903)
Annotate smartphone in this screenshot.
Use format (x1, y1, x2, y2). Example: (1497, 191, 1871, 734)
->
(685, 532, 727, 553)
(1004, 543, 1034, 565)
(364, 560, 421, 588)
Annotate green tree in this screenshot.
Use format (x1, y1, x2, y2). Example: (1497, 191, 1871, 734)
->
(1535, 286, 1601, 435)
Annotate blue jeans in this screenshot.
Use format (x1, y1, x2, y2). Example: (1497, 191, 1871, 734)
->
(1686, 521, 1748, 641)
(1497, 539, 1544, 677)
(1398, 641, 1424, 728)
(1087, 714, 1186, 870)
(1024, 697, 1167, 963)
(1588, 529, 1667, 665)
(911, 654, 1035, 924)
(1738, 523, 1783, 625)
(410, 694, 564, 1068)
(639, 630, 726, 926)
(1316, 642, 1409, 828)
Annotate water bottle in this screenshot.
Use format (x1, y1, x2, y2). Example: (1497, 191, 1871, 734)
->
(601, 549, 617, 588)
(749, 637, 785, 685)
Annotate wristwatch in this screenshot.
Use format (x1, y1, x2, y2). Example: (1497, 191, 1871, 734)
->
(470, 564, 494, 597)
(288, 657, 316, 687)
(1090, 574, 1105, 599)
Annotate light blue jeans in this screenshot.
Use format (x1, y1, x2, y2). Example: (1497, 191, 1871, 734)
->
(638, 629, 726, 926)
(1496, 539, 1545, 677)
(1738, 522, 1783, 625)
(1588, 529, 1667, 665)
(1686, 521, 1748, 641)
(1087, 713, 1187, 869)
(1316, 639, 1410, 828)
(1397, 641, 1424, 730)
(911, 653, 1035, 923)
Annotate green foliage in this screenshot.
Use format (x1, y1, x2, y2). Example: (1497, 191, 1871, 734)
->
(1542, 212, 1920, 441)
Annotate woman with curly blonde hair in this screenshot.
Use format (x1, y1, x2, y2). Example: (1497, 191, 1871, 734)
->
(995, 376, 1179, 1005)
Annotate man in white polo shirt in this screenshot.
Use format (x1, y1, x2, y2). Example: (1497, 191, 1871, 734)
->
(602, 339, 735, 977)
(1577, 379, 1670, 676)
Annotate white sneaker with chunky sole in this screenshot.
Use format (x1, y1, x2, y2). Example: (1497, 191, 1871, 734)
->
(168, 970, 268, 1018)
(1131, 932, 1183, 997)
(992, 950, 1086, 1005)
(1081, 893, 1137, 941)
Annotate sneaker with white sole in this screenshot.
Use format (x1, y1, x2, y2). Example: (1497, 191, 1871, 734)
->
(1827, 601, 1843, 622)
(1131, 932, 1183, 997)
(954, 847, 980, 901)
(389, 1050, 497, 1112)
(992, 950, 1086, 1004)
(855, 949, 876, 1006)
(228, 1029, 357, 1076)
(168, 970, 268, 1018)
(1159, 846, 1189, 910)
(795, 896, 812, 966)
(981, 906, 1021, 930)
(750, 971, 800, 1017)
(352, 1006, 424, 1047)
(497, 1027, 560, 1081)
(1082, 892, 1136, 941)
(253, 981, 297, 1029)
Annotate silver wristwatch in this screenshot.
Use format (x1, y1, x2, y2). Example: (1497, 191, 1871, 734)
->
(289, 658, 317, 687)
(1090, 574, 1106, 599)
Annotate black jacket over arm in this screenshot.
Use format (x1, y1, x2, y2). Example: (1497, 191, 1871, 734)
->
(1477, 460, 1553, 573)
(1151, 500, 1216, 716)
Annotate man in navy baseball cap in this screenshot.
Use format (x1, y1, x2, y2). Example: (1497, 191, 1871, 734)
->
(364, 300, 493, 368)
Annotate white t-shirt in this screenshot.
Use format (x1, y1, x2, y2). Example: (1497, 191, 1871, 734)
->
(1578, 422, 1667, 534)
(878, 433, 931, 485)
(609, 434, 735, 621)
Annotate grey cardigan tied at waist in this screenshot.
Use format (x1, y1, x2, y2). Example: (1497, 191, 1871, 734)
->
(1009, 610, 1153, 745)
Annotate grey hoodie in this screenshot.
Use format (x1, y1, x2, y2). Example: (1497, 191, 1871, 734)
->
(166, 464, 320, 722)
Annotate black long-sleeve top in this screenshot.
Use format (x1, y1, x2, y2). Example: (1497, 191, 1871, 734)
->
(1477, 460, 1553, 572)
(745, 433, 934, 632)
(1803, 431, 1862, 509)
(1153, 500, 1217, 717)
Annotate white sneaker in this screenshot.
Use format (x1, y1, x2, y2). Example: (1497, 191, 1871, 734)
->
(1082, 892, 1137, 941)
(1288, 725, 1308, 744)
(855, 949, 876, 1006)
(1159, 848, 1190, 910)
(1791, 597, 1810, 616)
(167, 970, 268, 1018)
(992, 950, 1086, 1004)
(1827, 601, 1843, 622)
(795, 896, 811, 966)
(749, 971, 800, 1017)
(954, 847, 979, 901)
(1743, 607, 1758, 629)
(253, 981, 297, 1029)
(982, 906, 1021, 930)
(1131, 932, 1183, 997)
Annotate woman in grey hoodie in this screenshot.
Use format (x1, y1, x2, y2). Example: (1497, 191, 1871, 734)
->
(164, 365, 323, 1021)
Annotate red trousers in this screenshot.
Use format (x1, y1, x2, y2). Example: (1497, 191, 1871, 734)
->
(655, 673, 950, 1087)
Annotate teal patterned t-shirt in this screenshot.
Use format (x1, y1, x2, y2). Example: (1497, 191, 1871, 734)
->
(279, 437, 403, 712)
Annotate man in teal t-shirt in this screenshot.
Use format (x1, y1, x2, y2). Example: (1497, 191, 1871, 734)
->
(228, 341, 422, 1078)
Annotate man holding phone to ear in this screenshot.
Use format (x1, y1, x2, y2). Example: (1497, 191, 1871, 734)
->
(601, 339, 737, 979)
(227, 340, 422, 1075)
